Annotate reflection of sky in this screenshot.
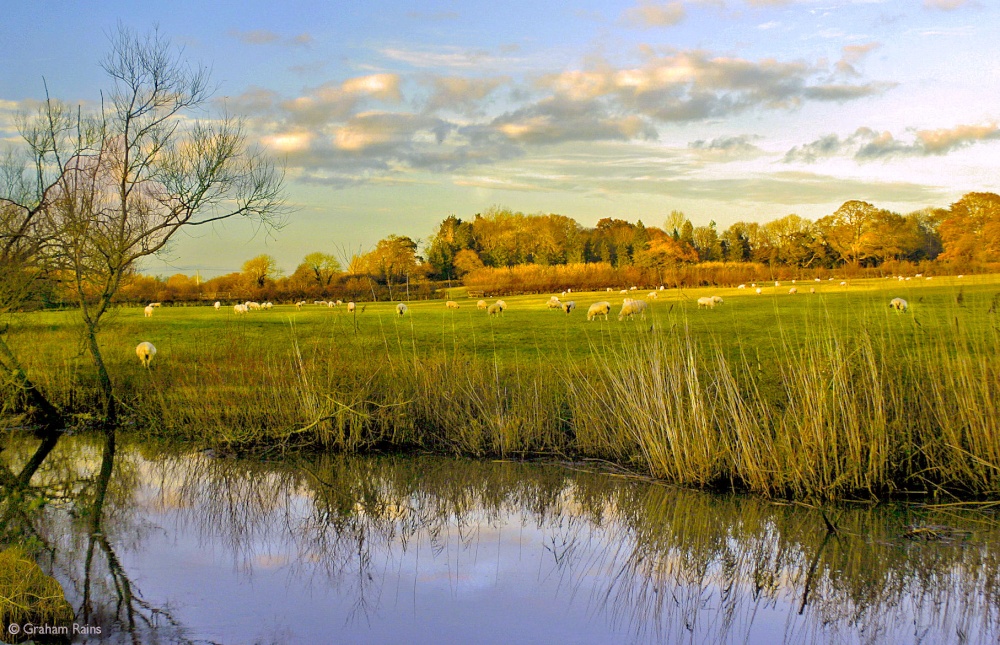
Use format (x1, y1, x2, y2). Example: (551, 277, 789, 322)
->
(123, 494, 647, 644)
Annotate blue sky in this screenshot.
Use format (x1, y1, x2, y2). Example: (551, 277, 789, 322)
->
(2, 0, 997, 276)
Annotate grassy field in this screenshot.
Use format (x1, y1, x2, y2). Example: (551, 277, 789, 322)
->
(4, 273, 1000, 499)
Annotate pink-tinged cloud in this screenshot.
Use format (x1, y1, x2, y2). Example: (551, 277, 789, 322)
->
(622, 2, 686, 28)
(923, 0, 968, 10)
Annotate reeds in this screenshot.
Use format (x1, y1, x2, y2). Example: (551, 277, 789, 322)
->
(3, 290, 1000, 499)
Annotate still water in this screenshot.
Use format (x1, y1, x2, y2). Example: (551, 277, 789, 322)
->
(4, 433, 1000, 644)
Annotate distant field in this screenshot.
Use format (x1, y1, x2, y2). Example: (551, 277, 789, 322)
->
(6, 273, 1000, 499)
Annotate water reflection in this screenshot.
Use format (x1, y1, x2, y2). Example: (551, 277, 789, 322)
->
(2, 433, 999, 644)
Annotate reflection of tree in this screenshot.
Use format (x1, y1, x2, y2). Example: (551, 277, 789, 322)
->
(5, 436, 1000, 643)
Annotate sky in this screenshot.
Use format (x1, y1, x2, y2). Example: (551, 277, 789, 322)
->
(1, 0, 998, 277)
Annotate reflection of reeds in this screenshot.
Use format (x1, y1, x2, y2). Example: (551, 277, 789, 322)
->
(9, 434, 1000, 644)
(3, 290, 1000, 498)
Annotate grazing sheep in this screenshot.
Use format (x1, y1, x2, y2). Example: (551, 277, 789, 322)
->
(915, 273, 923, 278)
(659, 285, 665, 291)
(620, 289, 628, 294)
(248, 301, 261, 310)
(840, 281, 847, 286)
(630, 286, 638, 291)
(446, 300, 460, 309)
(810, 287, 816, 293)
(213, 301, 221, 310)
(587, 301, 611, 321)
(234, 303, 248, 315)
(751, 283, 756, 288)
(562, 301, 576, 314)
(737, 284, 746, 289)
(487, 303, 501, 316)
(547, 296, 562, 309)
(262, 302, 273, 309)
(561, 291, 567, 297)
(755, 287, 763, 295)
(296, 301, 306, 308)
(347, 302, 356, 312)
(314, 300, 326, 305)
(889, 297, 908, 312)
(606, 287, 613, 292)
(711, 295, 723, 304)
(789, 287, 798, 294)
(328, 301, 335, 307)
(144, 304, 154, 318)
(774, 281, 780, 287)
(958, 274, 964, 279)
(477, 299, 488, 310)
(926, 276, 933, 280)
(618, 298, 648, 320)
(792, 279, 797, 284)
(149, 302, 162, 308)
(647, 292, 658, 299)
(496, 300, 507, 312)
(136, 341, 156, 368)
(697, 296, 716, 308)
(814, 278, 821, 282)
(396, 303, 407, 316)
(335, 300, 343, 306)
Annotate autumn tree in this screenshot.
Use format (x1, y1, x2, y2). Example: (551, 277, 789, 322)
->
(816, 200, 882, 267)
(242, 255, 279, 289)
(939, 192, 1000, 264)
(299, 252, 341, 289)
(354, 234, 420, 299)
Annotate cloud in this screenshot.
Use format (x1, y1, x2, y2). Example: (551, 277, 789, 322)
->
(785, 123, 1000, 162)
(689, 134, 764, 159)
(280, 74, 402, 127)
(923, 0, 968, 10)
(836, 42, 880, 76)
(622, 2, 686, 28)
(490, 98, 658, 145)
(230, 30, 313, 47)
(539, 50, 891, 123)
(381, 46, 513, 70)
(423, 76, 509, 113)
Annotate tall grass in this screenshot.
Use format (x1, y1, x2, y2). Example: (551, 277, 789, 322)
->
(3, 283, 1000, 499)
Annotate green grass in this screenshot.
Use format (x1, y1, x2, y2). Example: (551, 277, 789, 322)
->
(4, 273, 1000, 499)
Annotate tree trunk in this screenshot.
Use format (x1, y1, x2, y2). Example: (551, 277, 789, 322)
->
(85, 325, 117, 427)
(0, 335, 64, 436)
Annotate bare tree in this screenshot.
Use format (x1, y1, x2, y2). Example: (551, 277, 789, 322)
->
(37, 25, 286, 426)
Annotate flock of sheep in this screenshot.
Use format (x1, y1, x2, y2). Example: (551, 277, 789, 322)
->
(133, 281, 919, 367)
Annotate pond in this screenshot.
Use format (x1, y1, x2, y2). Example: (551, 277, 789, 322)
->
(3, 433, 1000, 644)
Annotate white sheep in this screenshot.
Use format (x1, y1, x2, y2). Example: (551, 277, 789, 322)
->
(659, 285, 664, 291)
(647, 292, 658, 299)
(915, 273, 923, 278)
(755, 287, 763, 295)
(737, 284, 746, 289)
(234, 303, 248, 315)
(487, 303, 501, 316)
(213, 301, 221, 310)
(814, 278, 821, 282)
(840, 281, 847, 287)
(347, 302, 356, 312)
(697, 296, 716, 308)
(263, 302, 273, 309)
(477, 299, 488, 310)
(561, 291, 567, 297)
(618, 298, 648, 320)
(562, 301, 576, 314)
(547, 296, 562, 309)
(327, 301, 335, 307)
(809, 287, 816, 293)
(296, 301, 306, 309)
(396, 302, 408, 316)
(889, 297, 908, 312)
(335, 300, 343, 306)
(144, 305, 154, 318)
(314, 300, 326, 305)
(149, 302, 162, 308)
(774, 281, 780, 287)
(711, 295, 723, 304)
(606, 287, 613, 292)
(136, 341, 156, 368)
(496, 300, 507, 312)
(620, 289, 628, 294)
(446, 300, 460, 309)
(788, 287, 798, 294)
(958, 274, 964, 279)
(587, 301, 611, 321)
(629, 286, 638, 291)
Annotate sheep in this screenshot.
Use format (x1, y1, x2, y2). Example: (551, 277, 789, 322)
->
(136, 341, 156, 368)
(659, 285, 665, 291)
(788, 287, 798, 294)
(335, 300, 343, 306)
(915, 273, 923, 278)
(213, 301, 221, 310)
(233, 303, 248, 315)
(606, 287, 613, 292)
(629, 286, 638, 291)
(587, 301, 611, 321)
(840, 281, 847, 287)
(314, 300, 326, 305)
(810, 287, 816, 294)
(958, 274, 964, 279)
(647, 292, 658, 299)
(711, 295, 724, 304)
(396, 302, 408, 316)
(774, 281, 780, 287)
(248, 301, 261, 310)
(618, 298, 647, 320)
(562, 301, 576, 314)
(561, 291, 567, 297)
(487, 303, 501, 316)
(889, 297, 908, 312)
(262, 302, 273, 309)
(327, 301, 335, 307)
(149, 302, 162, 308)
(792, 279, 797, 284)
(755, 287, 763, 295)
(144, 304, 154, 318)
(751, 283, 756, 288)
(296, 301, 306, 309)
(697, 296, 715, 308)
(347, 302, 356, 313)
(737, 284, 746, 289)
(814, 278, 821, 282)
(547, 296, 562, 309)
(477, 299, 488, 310)
(496, 300, 507, 312)
(620, 289, 628, 294)
(446, 300, 460, 309)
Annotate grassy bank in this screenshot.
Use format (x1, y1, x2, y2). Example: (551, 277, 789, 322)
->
(3, 274, 1000, 499)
